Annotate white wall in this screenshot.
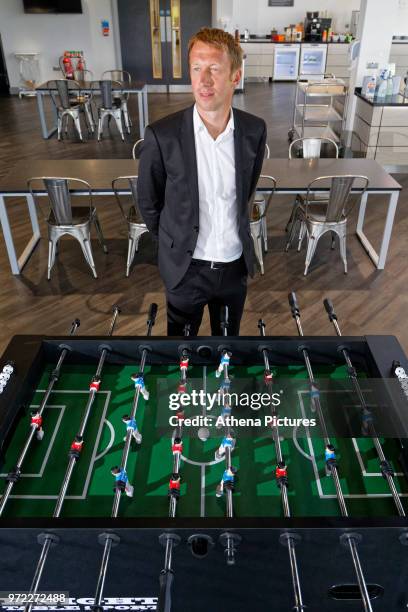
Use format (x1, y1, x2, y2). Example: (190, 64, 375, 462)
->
(229, 0, 361, 35)
(0, 0, 118, 90)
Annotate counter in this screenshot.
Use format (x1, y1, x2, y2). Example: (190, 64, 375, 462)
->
(352, 87, 408, 168)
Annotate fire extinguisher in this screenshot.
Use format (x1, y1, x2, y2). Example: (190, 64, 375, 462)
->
(76, 54, 85, 73)
(63, 52, 74, 79)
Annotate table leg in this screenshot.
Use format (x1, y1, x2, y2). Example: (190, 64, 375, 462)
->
(0, 195, 42, 275)
(36, 91, 57, 140)
(0, 195, 20, 274)
(356, 191, 399, 270)
(137, 92, 144, 139)
(142, 86, 149, 134)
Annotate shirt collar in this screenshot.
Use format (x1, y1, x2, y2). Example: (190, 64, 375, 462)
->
(193, 104, 234, 140)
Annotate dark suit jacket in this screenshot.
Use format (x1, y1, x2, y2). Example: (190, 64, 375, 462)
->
(137, 104, 267, 290)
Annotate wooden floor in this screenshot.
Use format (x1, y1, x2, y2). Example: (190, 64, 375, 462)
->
(0, 83, 407, 354)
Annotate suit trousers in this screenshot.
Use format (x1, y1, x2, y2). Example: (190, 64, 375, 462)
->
(166, 256, 247, 336)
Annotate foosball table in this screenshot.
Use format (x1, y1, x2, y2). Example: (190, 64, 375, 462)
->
(0, 297, 407, 612)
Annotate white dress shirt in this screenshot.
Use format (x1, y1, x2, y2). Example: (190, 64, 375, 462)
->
(192, 105, 242, 262)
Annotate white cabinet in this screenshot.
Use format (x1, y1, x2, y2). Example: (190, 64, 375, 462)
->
(241, 42, 275, 80)
(325, 43, 351, 84)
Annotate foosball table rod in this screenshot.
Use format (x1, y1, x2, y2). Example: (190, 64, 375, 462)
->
(0, 318, 80, 516)
(288, 292, 374, 612)
(24, 307, 121, 612)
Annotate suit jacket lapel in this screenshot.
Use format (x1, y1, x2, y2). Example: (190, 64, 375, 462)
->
(233, 111, 245, 215)
(180, 105, 199, 212)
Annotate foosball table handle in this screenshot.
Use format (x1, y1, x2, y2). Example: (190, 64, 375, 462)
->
(323, 298, 337, 321)
(158, 569, 174, 612)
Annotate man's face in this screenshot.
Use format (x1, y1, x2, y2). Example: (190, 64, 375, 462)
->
(189, 41, 241, 113)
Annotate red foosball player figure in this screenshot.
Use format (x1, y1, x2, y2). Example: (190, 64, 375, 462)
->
(69, 435, 83, 460)
(176, 410, 185, 424)
(178, 382, 187, 394)
(30, 410, 44, 441)
(179, 356, 189, 373)
(172, 437, 183, 456)
(89, 376, 101, 392)
(168, 473, 181, 499)
(275, 461, 288, 488)
(264, 369, 273, 385)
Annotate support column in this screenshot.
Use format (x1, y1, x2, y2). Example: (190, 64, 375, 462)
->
(345, 0, 399, 132)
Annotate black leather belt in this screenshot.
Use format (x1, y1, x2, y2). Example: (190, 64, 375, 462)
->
(191, 257, 241, 270)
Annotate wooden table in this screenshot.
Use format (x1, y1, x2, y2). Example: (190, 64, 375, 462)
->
(35, 80, 149, 140)
(0, 158, 401, 275)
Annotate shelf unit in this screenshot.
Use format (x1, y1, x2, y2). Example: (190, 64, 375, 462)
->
(289, 77, 348, 142)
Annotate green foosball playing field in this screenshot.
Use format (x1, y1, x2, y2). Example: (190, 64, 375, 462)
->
(1, 361, 406, 519)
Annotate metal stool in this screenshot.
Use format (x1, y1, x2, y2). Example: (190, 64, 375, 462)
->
(28, 177, 108, 279)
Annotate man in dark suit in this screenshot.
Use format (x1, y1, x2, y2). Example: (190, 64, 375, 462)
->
(138, 28, 266, 336)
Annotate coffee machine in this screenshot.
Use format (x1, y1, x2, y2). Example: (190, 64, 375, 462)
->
(304, 12, 331, 42)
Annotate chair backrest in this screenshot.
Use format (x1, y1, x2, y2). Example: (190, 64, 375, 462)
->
(305, 175, 369, 223)
(289, 137, 339, 160)
(132, 139, 144, 160)
(112, 175, 142, 223)
(27, 177, 93, 226)
(102, 69, 131, 84)
(73, 68, 93, 82)
(95, 79, 123, 109)
(251, 175, 277, 221)
(47, 79, 80, 110)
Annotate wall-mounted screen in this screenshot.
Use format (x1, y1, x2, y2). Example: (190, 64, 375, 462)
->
(23, 0, 83, 14)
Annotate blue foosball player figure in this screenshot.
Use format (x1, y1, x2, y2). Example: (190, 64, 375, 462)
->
(131, 372, 149, 401)
(216, 352, 231, 378)
(122, 414, 142, 444)
(216, 466, 237, 497)
(111, 466, 134, 497)
(324, 443, 337, 476)
(215, 434, 236, 461)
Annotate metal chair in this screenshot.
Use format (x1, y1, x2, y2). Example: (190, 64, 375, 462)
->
(28, 177, 108, 279)
(47, 79, 94, 141)
(250, 174, 277, 275)
(285, 137, 339, 242)
(112, 176, 149, 277)
(285, 174, 369, 275)
(102, 70, 132, 133)
(253, 143, 271, 253)
(132, 138, 144, 160)
(72, 69, 95, 133)
(93, 80, 125, 141)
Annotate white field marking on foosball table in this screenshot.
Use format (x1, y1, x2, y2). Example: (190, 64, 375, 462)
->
(6, 389, 111, 502)
(94, 419, 115, 462)
(298, 390, 408, 500)
(351, 437, 404, 478)
(0, 405, 66, 479)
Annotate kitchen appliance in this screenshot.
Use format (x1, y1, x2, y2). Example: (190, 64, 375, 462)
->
(304, 12, 321, 41)
(300, 43, 327, 80)
(304, 12, 332, 42)
(350, 10, 360, 38)
(273, 44, 300, 81)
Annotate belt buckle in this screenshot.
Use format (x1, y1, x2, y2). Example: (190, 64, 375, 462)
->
(210, 261, 221, 270)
